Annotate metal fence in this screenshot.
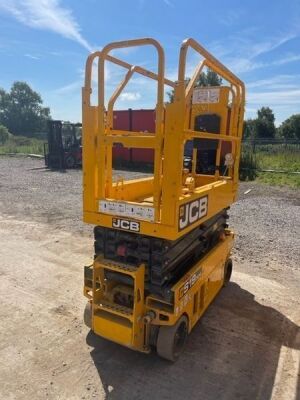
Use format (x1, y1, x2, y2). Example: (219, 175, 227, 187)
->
(242, 138, 300, 152)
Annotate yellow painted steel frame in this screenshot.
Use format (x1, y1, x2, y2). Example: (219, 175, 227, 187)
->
(91, 259, 146, 351)
(84, 231, 234, 353)
(82, 38, 245, 240)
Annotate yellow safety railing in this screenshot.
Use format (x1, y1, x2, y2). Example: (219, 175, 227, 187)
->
(82, 37, 245, 240)
(83, 38, 176, 220)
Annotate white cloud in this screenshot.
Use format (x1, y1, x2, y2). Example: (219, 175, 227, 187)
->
(227, 53, 300, 74)
(163, 0, 173, 7)
(247, 89, 300, 105)
(243, 72, 300, 123)
(164, 32, 299, 79)
(247, 75, 300, 107)
(250, 33, 296, 58)
(237, 32, 295, 59)
(119, 92, 141, 101)
(218, 9, 244, 27)
(247, 74, 300, 90)
(53, 80, 81, 95)
(0, 0, 92, 51)
(274, 54, 300, 65)
(210, 31, 299, 74)
(24, 53, 40, 60)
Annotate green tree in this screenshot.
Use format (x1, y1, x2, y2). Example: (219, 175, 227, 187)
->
(255, 107, 276, 138)
(278, 114, 300, 139)
(257, 107, 275, 124)
(244, 107, 276, 139)
(0, 124, 9, 144)
(167, 68, 222, 102)
(0, 81, 50, 137)
(196, 69, 222, 87)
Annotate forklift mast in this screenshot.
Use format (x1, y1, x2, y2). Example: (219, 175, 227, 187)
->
(45, 120, 64, 169)
(44, 120, 82, 169)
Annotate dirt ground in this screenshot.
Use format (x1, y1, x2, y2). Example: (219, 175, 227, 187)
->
(0, 156, 299, 400)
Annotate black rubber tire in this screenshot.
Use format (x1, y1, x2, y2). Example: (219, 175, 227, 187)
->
(64, 155, 76, 169)
(156, 315, 188, 362)
(84, 302, 92, 329)
(223, 258, 233, 286)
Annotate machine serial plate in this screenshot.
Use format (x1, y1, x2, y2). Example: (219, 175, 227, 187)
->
(192, 88, 220, 104)
(99, 200, 155, 222)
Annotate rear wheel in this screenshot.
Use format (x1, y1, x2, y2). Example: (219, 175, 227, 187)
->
(84, 302, 92, 328)
(64, 154, 76, 168)
(223, 258, 233, 286)
(156, 315, 188, 362)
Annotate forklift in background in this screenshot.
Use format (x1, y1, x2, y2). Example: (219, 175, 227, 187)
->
(44, 120, 82, 169)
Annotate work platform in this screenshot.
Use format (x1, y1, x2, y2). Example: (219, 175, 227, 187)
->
(82, 38, 245, 240)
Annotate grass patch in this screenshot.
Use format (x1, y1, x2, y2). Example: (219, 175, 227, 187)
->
(257, 172, 300, 188)
(256, 147, 300, 172)
(0, 135, 44, 155)
(240, 144, 300, 187)
(255, 146, 300, 188)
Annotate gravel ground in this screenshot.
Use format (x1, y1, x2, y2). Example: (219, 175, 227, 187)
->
(0, 156, 299, 400)
(0, 156, 149, 235)
(230, 182, 300, 287)
(1, 156, 299, 278)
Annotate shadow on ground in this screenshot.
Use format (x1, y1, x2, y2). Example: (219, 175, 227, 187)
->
(87, 282, 300, 400)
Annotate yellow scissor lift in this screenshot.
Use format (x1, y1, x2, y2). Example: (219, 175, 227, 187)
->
(82, 38, 245, 361)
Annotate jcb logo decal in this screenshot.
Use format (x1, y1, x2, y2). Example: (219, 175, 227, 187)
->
(179, 196, 208, 230)
(112, 218, 140, 232)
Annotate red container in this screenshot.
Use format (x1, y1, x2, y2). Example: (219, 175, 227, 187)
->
(112, 109, 155, 165)
(113, 110, 130, 131)
(131, 109, 155, 133)
(111, 109, 230, 168)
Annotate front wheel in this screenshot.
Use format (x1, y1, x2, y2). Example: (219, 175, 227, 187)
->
(156, 315, 188, 362)
(84, 302, 92, 328)
(64, 154, 76, 168)
(223, 258, 233, 286)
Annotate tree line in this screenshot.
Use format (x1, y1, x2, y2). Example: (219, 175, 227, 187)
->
(0, 81, 50, 143)
(244, 107, 300, 140)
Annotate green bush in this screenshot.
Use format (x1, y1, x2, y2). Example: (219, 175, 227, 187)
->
(0, 134, 44, 154)
(0, 124, 9, 144)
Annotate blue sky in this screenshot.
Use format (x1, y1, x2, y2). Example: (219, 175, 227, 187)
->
(0, 0, 299, 125)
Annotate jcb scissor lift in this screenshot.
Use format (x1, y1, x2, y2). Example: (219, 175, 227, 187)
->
(82, 38, 245, 361)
